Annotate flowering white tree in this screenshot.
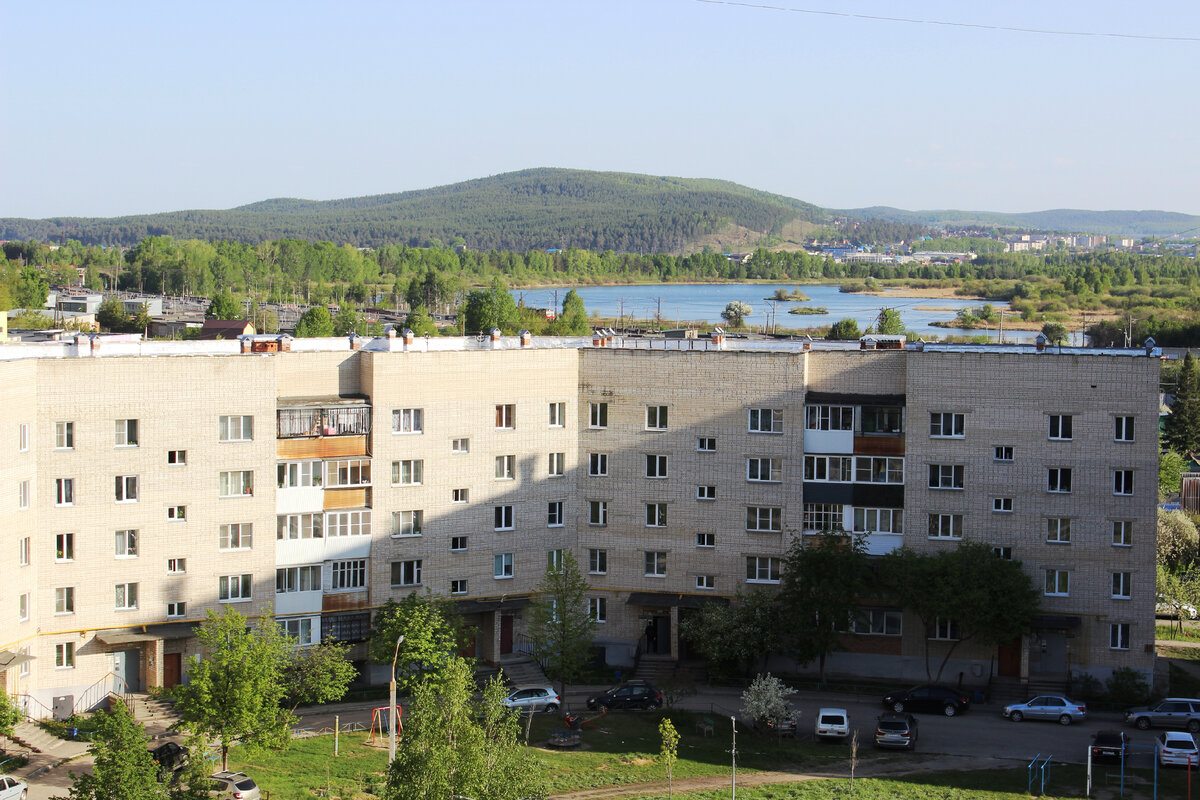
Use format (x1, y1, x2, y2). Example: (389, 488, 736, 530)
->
(721, 301, 753, 330)
(740, 672, 795, 728)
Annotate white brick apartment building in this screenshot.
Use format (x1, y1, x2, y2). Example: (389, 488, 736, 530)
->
(0, 330, 1160, 717)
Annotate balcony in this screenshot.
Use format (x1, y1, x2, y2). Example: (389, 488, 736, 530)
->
(277, 397, 370, 458)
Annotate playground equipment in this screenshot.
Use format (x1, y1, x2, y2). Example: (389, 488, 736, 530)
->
(563, 706, 607, 730)
(366, 705, 403, 747)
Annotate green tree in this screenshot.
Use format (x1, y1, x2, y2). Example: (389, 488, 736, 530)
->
(740, 673, 796, 729)
(170, 607, 294, 771)
(206, 289, 240, 320)
(678, 589, 780, 678)
(1041, 321, 1068, 346)
(720, 300, 753, 329)
(281, 640, 357, 712)
(659, 718, 679, 800)
(1166, 352, 1200, 455)
(403, 303, 439, 337)
(294, 305, 334, 337)
(332, 304, 364, 336)
(13, 267, 49, 309)
(131, 302, 154, 336)
(874, 307, 904, 335)
(557, 288, 589, 335)
(527, 550, 596, 697)
(369, 593, 469, 694)
(1161, 447, 1187, 500)
(0, 690, 21, 739)
(60, 699, 167, 800)
(96, 296, 130, 332)
(1156, 565, 1200, 636)
(463, 277, 520, 334)
(826, 318, 861, 340)
(1158, 508, 1200, 571)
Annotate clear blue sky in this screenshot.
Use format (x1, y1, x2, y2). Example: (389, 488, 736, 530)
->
(3, 0, 1198, 219)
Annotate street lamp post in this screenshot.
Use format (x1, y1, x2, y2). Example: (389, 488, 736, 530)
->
(389, 634, 404, 764)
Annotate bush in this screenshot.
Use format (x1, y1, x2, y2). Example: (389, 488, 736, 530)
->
(1071, 672, 1103, 701)
(741, 673, 795, 729)
(1105, 667, 1151, 706)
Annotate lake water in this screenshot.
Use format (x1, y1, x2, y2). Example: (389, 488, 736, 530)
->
(513, 283, 1033, 340)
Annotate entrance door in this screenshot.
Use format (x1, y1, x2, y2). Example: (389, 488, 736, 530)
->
(997, 637, 1021, 677)
(643, 615, 670, 656)
(163, 653, 182, 688)
(500, 615, 514, 655)
(113, 648, 141, 692)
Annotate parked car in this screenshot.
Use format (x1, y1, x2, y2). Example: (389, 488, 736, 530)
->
(765, 711, 799, 737)
(1091, 730, 1130, 764)
(1125, 698, 1200, 732)
(1002, 695, 1087, 725)
(0, 775, 27, 800)
(814, 707, 850, 740)
(150, 741, 189, 772)
(1156, 596, 1198, 619)
(502, 686, 561, 714)
(882, 685, 970, 716)
(873, 713, 918, 750)
(1156, 731, 1200, 767)
(208, 771, 261, 800)
(586, 681, 662, 711)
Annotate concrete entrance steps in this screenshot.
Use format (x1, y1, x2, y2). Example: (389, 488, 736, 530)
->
(495, 655, 550, 689)
(4, 720, 73, 754)
(634, 655, 676, 684)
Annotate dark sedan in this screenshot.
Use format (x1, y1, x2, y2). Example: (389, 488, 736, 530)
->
(882, 685, 970, 716)
(586, 681, 663, 711)
(1091, 730, 1129, 763)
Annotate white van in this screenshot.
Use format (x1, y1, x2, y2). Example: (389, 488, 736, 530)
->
(814, 707, 850, 740)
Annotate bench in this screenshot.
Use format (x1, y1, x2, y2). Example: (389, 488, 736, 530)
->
(696, 717, 714, 737)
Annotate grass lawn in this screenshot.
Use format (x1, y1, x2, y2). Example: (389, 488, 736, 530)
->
(1155, 623, 1200, 642)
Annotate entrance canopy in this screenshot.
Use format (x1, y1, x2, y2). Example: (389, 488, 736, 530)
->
(0, 649, 34, 673)
(625, 592, 729, 609)
(94, 622, 198, 645)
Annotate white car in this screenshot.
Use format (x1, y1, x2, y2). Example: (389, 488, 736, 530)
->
(0, 775, 26, 800)
(502, 686, 561, 713)
(814, 707, 850, 740)
(1156, 597, 1198, 619)
(1156, 731, 1199, 767)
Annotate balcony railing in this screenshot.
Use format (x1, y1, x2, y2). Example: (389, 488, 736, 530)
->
(277, 406, 371, 439)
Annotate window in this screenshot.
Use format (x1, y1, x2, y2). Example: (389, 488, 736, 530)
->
(697, 437, 717, 452)
(1112, 520, 1133, 547)
(167, 602, 186, 618)
(589, 597, 607, 623)
(1110, 623, 1130, 650)
(928, 514, 963, 539)
(932, 618, 961, 640)
(279, 617, 317, 646)
(1114, 416, 1134, 442)
(589, 500, 607, 526)
(645, 454, 668, 479)
(1046, 518, 1071, 543)
(747, 506, 783, 532)
(589, 453, 608, 476)
(1048, 415, 1073, 441)
(994, 445, 1014, 462)
(495, 404, 515, 429)
(18, 480, 29, 509)
(115, 582, 138, 610)
(1112, 572, 1131, 599)
(1044, 569, 1070, 596)
(325, 510, 372, 537)
(645, 405, 669, 430)
(219, 574, 253, 602)
(495, 455, 515, 480)
(861, 406, 903, 434)
(56, 533, 74, 561)
(115, 418, 139, 447)
(277, 513, 323, 540)
(747, 457, 781, 483)
(219, 522, 253, 550)
(168, 558, 186, 574)
(928, 464, 964, 490)
(644, 551, 667, 576)
(696, 575, 715, 590)
(805, 405, 852, 431)
(393, 510, 423, 537)
(547, 501, 564, 527)
(1114, 470, 1134, 496)
(451, 579, 468, 595)
(452, 488, 469, 504)
(549, 402, 566, 427)
(548, 452, 565, 477)
(219, 470, 253, 497)
(993, 546, 1013, 559)
(17, 647, 29, 677)
(330, 559, 367, 590)
(55, 421, 74, 450)
(749, 408, 783, 433)
(392, 460, 423, 486)
(494, 505, 514, 530)
(494, 553, 514, 579)
(114, 529, 138, 557)
(275, 565, 323, 593)
(19, 536, 29, 566)
(848, 609, 903, 636)
(696, 532, 715, 548)
(392, 408, 424, 434)
(853, 507, 903, 534)
(55, 587, 74, 614)
(804, 455, 853, 482)
(992, 497, 1013, 513)
(588, 549, 607, 574)
(278, 461, 321, 488)
(18, 593, 28, 621)
(391, 560, 423, 587)
(697, 485, 716, 501)
(804, 503, 844, 531)
(115, 475, 139, 502)
(325, 459, 371, 487)
(451, 438, 469, 454)
(218, 415, 253, 442)
(589, 402, 608, 429)
(645, 503, 667, 527)
(856, 456, 904, 484)
(1047, 468, 1072, 493)
(746, 556, 780, 583)
(167, 449, 187, 465)
(56, 642, 75, 669)
(16, 422, 27, 452)
(929, 412, 965, 438)
(547, 549, 565, 573)
(451, 536, 468, 552)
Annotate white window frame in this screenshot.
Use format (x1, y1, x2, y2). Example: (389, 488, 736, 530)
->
(167, 449, 187, 465)
(276, 565, 322, 593)
(114, 582, 138, 610)
(495, 403, 516, 429)
(451, 535, 468, 552)
(547, 549, 565, 574)
(805, 405, 852, 431)
(278, 460, 321, 488)
(1113, 469, 1134, 496)
(994, 445, 1014, 462)
(697, 437, 717, 452)
(589, 453, 608, 476)
(17, 422, 29, 452)
(55, 532, 74, 562)
(450, 579, 468, 595)
(929, 412, 965, 438)
(219, 522, 254, 551)
(928, 464, 964, 490)
(804, 455, 853, 483)
(747, 457, 781, 483)
(1046, 517, 1071, 544)
(645, 405, 668, 431)
(55, 586, 75, 615)
(588, 548, 607, 575)
(114, 418, 139, 447)
(696, 575, 715, 590)
(329, 559, 368, 590)
(645, 454, 668, 479)
(168, 504, 188, 521)
(494, 505, 514, 531)
(1048, 414, 1073, 441)
(589, 597, 607, 623)
(849, 609, 903, 636)
(589, 402, 608, 429)
(393, 510, 423, 537)
(325, 459, 371, 488)
(18, 593, 28, 622)
(547, 501, 564, 527)
(18, 479, 29, 510)
(1047, 467, 1072, 493)
(1044, 569, 1070, 597)
(697, 485, 716, 501)
(219, 470, 253, 497)
(748, 408, 783, 434)
(746, 506, 782, 532)
(856, 456, 904, 484)
(115, 474, 139, 503)
(1112, 572, 1131, 599)
(932, 617, 960, 640)
(644, 551, 667, 577)
(451, 437, 469, 454)
(494, 553, 514, 579)
(325, 510, 372, 537)
(495, 455, 515, 480)
(645, 502, 667, 528)
(1112, 520, 1133, 547)
(746, 556, 780, 584)
(1114, 415, 1134, 442)
(218, 415, 253, 442)
(992, 497, 1013, 513)
(167, 602, 186, 618)
(55, 421, 74, 450)
(589, 500, 607, 526)
(805, 503, 844, 532)
(928, 513, 963, 539)
(277, 513, 323, 540)
(549, 402, 566, 427)
(278, 617, 318, 646)
(853, 507, 902, 534)
(391, 559, 423, 588)
(392, 460, 423, 486)
(56, 642, 75, 669)
(167, 558, 187, 574)
(696, 532, 715, 548)
(114, 528, 138, 558)
(452, 488, 468, 504)
(392, 408, 424, 434)
(1110, 622, 1130, 650)
(548, 452, 565, 477)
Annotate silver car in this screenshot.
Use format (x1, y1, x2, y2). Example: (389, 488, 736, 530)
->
(1126, 698, 1200, 732)
(0, 775, 27, 800)
(209, 771, 261, 800)
(1002, 695, 1087, 725)
(502, 685, 561, 713)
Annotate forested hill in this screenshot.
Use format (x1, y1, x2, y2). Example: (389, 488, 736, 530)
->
(0, 168, 828, 253)
(839, 206, 1200, 238)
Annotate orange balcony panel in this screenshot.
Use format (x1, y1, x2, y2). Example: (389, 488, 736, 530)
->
(277, 435, 369, 460)
(323, 591, 369, 612)
(324, 487, 370, 510)
(853, 435, 905, 456)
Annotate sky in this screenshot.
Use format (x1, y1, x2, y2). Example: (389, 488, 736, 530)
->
(3, 0, 1199, 219)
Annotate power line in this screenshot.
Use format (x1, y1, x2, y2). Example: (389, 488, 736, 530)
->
(694, 0, 1200, 43)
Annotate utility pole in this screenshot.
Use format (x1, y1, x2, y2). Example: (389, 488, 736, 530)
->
(730, 716, 738, 800)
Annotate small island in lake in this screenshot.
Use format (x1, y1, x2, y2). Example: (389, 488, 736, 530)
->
(766, 288, 810, 302)
(788, 306, 829, 315)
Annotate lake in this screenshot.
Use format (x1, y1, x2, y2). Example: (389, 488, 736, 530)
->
(513, 283, 1031, 340)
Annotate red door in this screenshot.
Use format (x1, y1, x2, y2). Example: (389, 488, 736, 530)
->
(998, 638, 1021, 677)
(163, 653, 182, 688)
(500, 615, 514, 655)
